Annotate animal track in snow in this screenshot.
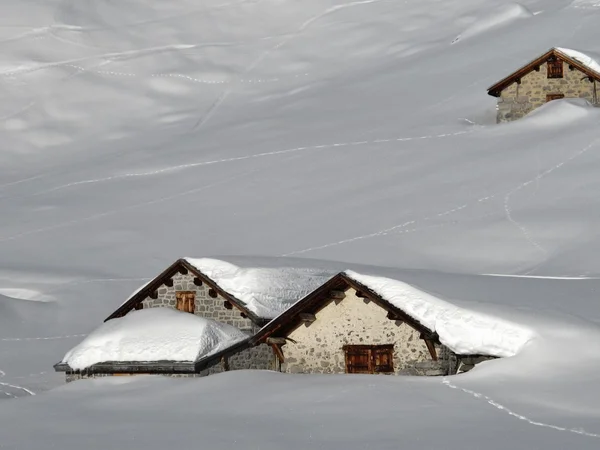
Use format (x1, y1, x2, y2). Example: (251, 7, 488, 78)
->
(442, 378, 600, 439)
(6, 130, 473, 200)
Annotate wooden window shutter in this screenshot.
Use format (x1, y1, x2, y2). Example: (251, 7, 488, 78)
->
(344, 346, 371, 374)
(546, 93, 564, 102)
(372, 345, 394, 373)
(176, 291, 195, 313)
(547, 59, 563, 78)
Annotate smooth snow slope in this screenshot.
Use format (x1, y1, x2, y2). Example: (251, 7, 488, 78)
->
(1, 0, 600, 446)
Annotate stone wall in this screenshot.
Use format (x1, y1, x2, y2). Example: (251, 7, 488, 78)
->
(64, 345, 275, 382)
(279, 288, 436, 375)
(139, 273, 257, 332)
(497, 60, 598, 122)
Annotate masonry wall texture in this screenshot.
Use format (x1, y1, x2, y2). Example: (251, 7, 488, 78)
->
(139, 273, 257, 332)
(279, 288, 448, 375)
(497, 60, 599, 122)
(64, 345, 275, 382)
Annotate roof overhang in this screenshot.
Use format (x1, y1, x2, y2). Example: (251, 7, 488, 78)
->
(104, 259, 265, 325)
(487, 48, 600, 97)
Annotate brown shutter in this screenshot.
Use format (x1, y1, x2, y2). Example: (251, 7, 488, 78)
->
(547, 59, 563, 78)
(372, 345, 394, 373)
(176, 291, 196, 313)
(344, 346, 371, 374)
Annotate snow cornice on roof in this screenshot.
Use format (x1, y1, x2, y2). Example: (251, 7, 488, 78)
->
(487, 47, 600, 97)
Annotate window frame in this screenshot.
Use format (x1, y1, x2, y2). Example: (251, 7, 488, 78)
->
(546, 93, 565, 102)
(547, 58, 564, 79)
(176, 291, 196, 314)
(343, 344, 394, 374)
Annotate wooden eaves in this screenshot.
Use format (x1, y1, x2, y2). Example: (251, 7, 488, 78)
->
(104, 259, 269, 326)
(487, 47, 600, 97)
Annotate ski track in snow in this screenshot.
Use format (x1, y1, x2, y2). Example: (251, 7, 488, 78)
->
(191, 0, 385, 131)
(0, 367, 36, 398)
(0, 130, 472, 200)
(0, 168, 259, 243)
(442, 378, 600, 439)
(505, 138, 600, 270)
(284, 138, 600, 257)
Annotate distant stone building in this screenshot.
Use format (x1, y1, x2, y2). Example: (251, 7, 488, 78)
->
(488, 47, 600, 122)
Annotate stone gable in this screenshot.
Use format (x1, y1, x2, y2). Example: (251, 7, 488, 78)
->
(497, 60, 598, 122)
(139, 273, 257, 332)
(279, 288, 446, 375)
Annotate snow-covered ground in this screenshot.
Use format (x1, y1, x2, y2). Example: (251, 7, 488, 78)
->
(1, 0, 600, 447)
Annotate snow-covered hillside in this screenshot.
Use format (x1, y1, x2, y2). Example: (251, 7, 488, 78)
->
(1, 0, 600, 448)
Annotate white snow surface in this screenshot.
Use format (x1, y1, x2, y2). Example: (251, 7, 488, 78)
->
(61, 308, 247, 370)
(185, 257, 337, 318)
(346, 270, 534, 357)
(556, 47, 600, 74)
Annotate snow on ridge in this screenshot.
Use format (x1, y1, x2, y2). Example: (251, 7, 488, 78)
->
(345, 271, 535, 358)
(61, 308, 247, 371)
(186, 257, 337, 319)
(556, 47, 600, 74)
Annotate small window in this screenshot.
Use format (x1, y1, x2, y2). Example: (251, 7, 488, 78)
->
(546, 93, 565, 102)
(344, 345, 394, 374)
(176, 291, 195, 313)
(547, 59, 563, 78)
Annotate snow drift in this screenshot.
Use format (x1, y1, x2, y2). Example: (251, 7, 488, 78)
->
(346, 271, 535, 357)
(61, 308, 247, 370)
(185, 257, 337, 318)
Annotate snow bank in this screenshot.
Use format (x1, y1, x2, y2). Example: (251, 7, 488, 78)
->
(522, 97, 597, 127)
(346, 271, 535, 357)
(556, 47, 600, 74)
(185, 258, 336, 319)
(62, 308, 247, 370)
(452, 3, 533, 44)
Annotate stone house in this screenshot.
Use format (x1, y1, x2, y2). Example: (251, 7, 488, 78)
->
(488, 47, 600, 122)
(55, 258, 334, 381)
(250, 273, 493, 376)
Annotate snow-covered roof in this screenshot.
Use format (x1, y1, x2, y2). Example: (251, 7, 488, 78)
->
(345, 271, 534, 358)
(184, 257, 338, 319)
(555, 47, 600, 75)
(61, 308, 248, 371)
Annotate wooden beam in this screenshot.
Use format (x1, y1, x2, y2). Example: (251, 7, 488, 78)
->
(193, 277, 203, 286)
(240, 312, 247, 319)
(220, 356, 230, 372)
(355, 291, 366, 298)
(271, 344, 285, 363)
(386, 311, 403, 323)
(329, 290, 346, 300)
(299, 313, 316, 323)
(164, 279, 173, 288)
(223, 301, 233, 310)
(266, 337, 287, 345)
(178, 267, 188, 275)
(208, 288, 217, 298)
(149, 291, 158, 300)
(424, 339, 438, 361)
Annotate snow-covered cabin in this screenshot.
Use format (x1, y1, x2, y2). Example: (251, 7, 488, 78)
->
(488, 47, 600, 122)
(55, 257, 337, 381)
(250, 272, 526, 375)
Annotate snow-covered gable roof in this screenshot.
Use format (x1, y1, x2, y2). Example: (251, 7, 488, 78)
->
(253, 271, 534, 358)
(488, 47, 600, 97)
(59, 308, 248, 371)
(109, 257, 339, 323)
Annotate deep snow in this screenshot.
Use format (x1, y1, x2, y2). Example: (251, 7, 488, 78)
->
(61, 308, 247, 370)
(1, 0, 600, 448)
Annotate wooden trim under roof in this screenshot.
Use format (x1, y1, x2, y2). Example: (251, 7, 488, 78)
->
(487, 48, 600, 97)
(251, 273, 439, 345)
(104, 259, 265, 325)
